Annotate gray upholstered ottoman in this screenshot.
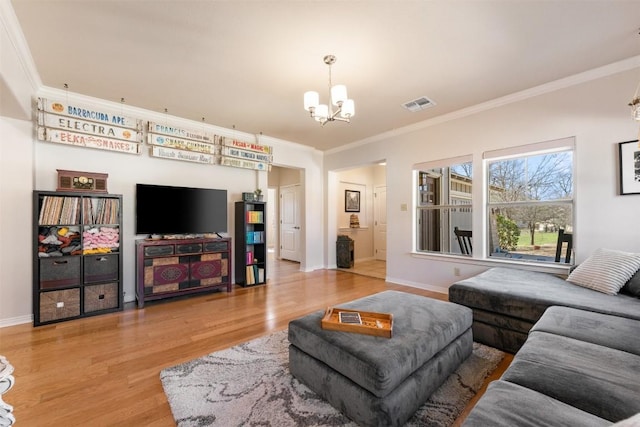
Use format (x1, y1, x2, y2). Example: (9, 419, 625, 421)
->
(288, 291, 473, 427)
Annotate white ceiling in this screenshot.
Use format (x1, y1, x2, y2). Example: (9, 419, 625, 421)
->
(10, 0, 640, 151)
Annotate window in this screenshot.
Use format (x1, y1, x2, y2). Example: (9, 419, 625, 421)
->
(415, 158, 473, 255)
(486, 145, 574, 264)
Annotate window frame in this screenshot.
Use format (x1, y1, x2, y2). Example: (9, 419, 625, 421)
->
(483, 138, 576, 265)
(413, 155, 474, 256)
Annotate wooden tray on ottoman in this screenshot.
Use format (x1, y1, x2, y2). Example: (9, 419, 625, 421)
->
(321, 307, 393, 338)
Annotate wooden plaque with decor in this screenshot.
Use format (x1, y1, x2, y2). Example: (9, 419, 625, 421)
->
(321, 307, 393, 338)
(57, 169, 108, 193)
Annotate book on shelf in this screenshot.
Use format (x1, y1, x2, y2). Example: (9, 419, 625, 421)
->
(39, 196, 80, 225)
(246, 231, 264, 244)
(246, 210, 264, 224)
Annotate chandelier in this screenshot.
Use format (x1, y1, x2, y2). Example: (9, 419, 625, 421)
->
(304, 55, 355, 125)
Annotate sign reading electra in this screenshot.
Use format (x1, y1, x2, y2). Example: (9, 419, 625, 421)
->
(38, 112, 142, 142)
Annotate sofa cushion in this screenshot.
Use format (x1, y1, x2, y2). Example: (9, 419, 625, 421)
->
(566, 248, 640, 295)
(612, 413, 640, 427)
(462, 380, 610, 427)
(532, 306, 640, 356)
(501, 331, 640, 422)
(449, 267, 640, 323)
(621, 268, 640, 297)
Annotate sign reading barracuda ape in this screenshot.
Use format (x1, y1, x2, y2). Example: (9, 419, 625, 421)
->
(36, 98, 143, 155)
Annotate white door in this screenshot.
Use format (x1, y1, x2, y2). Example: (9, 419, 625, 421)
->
(374, 185, 387, 260)
(280, 184, 301, 262)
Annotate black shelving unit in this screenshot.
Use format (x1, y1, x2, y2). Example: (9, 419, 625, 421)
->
(33, 190, 123, 326)
(234, 201, 267, 286)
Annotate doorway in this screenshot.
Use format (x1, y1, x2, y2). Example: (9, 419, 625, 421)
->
(268, 166, 303, 265)
(332, 162, 387, 279)
(280, 184, 301, 262)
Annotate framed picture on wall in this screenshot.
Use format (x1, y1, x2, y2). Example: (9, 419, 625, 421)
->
(618, 140, 640, 195)
(345, 190, 361, 212)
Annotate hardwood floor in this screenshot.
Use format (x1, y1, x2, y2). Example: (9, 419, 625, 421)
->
(0, 258, 511, 426)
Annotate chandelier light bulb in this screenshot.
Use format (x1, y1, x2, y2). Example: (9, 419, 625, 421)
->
(331, 85, 348, 106)
(315, 104, 329, 121)
(341, 99, 355, 118)
(304, 91, 319, 111)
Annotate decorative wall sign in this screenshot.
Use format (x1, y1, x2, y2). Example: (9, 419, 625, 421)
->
(150, 146, 216, 164)
(148, 122, 216, 144)
(38, 98, 141, 129)
(147, 134, 218, 154)
(345, 190, 361, 212)
(618, 140, 640, 195)
(38, 127, 141, 154)
(221, 146, 273, 163)
(36, 98, 277, 171)
(222, 138, 273, 154)
(37, 98, 143, 155)
(220, 156, 270, 171)
(219, 138, 273, 171)
(38, 112, 143, 142)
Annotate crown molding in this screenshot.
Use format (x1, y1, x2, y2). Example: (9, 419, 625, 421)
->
(0, 0, 42, 91)
(327, 55, 640, 155)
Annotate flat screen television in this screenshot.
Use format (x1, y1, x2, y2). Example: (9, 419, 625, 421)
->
(135, 183, 228, 235)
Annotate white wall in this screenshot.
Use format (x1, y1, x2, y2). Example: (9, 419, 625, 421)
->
(0, 117, 34, 324)
(0, 83, 325, 324)
(0, 1, 38, 325)
(325, 66, 640, 293)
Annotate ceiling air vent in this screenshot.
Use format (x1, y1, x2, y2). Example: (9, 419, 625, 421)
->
(402, 96, 436, 112)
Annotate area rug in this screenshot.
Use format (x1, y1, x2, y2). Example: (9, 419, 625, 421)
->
(161, 330, 504, 427)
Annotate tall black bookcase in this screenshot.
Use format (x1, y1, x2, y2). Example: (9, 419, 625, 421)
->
(33, 190, 123, 326)
(234, 201, 267, 286)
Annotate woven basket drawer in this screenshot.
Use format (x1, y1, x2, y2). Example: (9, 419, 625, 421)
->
(84, 254, 119, 283)
(39, 256, 81, 289)
(84, 283, 119, 312)
(39, 288, 80, 322)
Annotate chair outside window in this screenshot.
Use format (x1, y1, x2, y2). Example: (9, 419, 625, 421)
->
(555, 228, 573, 264)
(454, 227, 473, 255)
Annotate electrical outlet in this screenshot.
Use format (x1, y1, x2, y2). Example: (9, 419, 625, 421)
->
(453, 267, 461, 277)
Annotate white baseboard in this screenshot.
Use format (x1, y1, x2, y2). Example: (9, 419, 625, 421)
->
(384, 276, 449, 295)
(0, 314, 32, 328)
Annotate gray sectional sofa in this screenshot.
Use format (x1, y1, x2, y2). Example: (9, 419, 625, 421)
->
(462, 306, 640, 426)
(449, 264, 640, 426)
(449, 267, 640, 353)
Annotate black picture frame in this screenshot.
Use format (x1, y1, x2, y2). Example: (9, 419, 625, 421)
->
(618, 140, 640, 195)
(345, 190, 360, 212)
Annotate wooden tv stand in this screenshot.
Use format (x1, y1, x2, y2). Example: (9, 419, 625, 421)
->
(135, 237, 232, 308)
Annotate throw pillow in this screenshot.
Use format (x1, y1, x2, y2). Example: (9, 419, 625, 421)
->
(621, 268, 640, 297)
(566, 248, 640, 295)
(611, 412, 640, 427)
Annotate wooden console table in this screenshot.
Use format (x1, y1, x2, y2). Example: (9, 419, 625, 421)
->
(135, 237, 232, 308)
